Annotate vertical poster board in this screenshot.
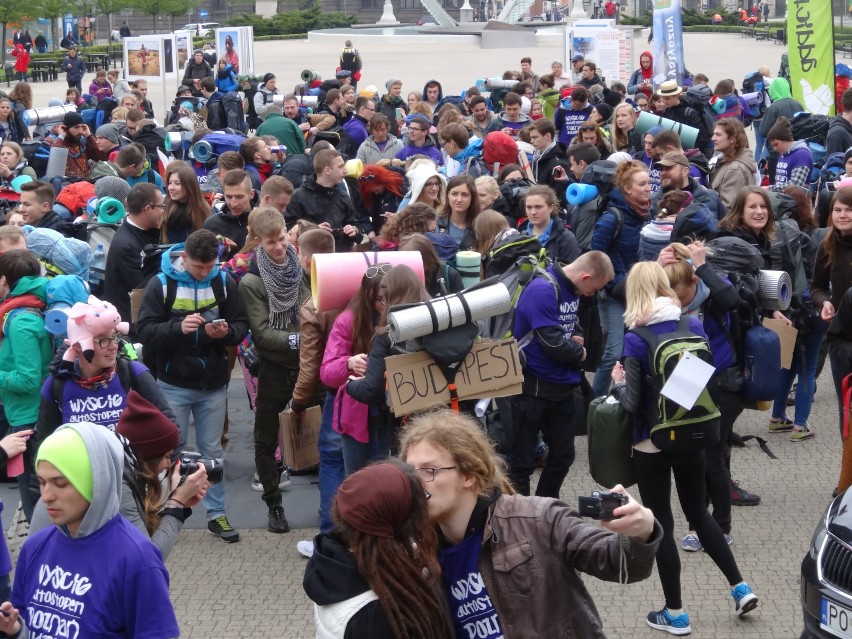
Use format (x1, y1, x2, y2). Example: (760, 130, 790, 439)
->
(215, 26, 253, 75)
(567, 23, 633, 85)
(123, 37, 163, 82)
(174, 30, 191, 74)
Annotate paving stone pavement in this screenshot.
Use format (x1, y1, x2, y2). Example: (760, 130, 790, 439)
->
(153, 365, 836, 639)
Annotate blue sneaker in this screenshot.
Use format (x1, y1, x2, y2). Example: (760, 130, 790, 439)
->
(646, 608, 692, 635)
(731, 582, 758, 616)
(681, 534, 701, 552)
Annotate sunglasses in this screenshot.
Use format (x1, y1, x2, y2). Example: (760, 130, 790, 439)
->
(359, 174, 377, 182)
(579, 125, 597, 132)
(365, 264, 392, 279)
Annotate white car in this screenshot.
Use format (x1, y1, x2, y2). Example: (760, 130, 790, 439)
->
(181, 22, 220, 37)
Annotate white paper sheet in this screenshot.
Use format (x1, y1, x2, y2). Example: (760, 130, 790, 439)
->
(660, 352, 715, 410)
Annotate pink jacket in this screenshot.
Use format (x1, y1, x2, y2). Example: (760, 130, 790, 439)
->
(320, 309, 369, 443)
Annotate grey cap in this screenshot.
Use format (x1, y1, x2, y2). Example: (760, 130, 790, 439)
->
(95, 175, 132, 203)
(95, 123, 121, 146)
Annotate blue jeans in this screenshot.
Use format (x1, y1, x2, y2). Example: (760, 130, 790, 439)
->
(771, 324, 828, 426)
(318, 393, 344, 533)
(754, 121, 767, 165)
(341, 416, 392, 477)
(591, 295, 626, 397)
(158, 382, 227, 519)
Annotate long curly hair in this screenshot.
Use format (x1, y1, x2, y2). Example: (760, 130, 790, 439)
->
(379, 203, 437, 247)
(331, 460, 454, 639)
(359, 164, 404, 209)
(714, 117, 749, 163)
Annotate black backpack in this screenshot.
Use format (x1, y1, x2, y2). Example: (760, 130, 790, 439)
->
(680, 93, 716, 151)
(243, 80, 262, 131)
(790, 112, 830, 147)
(221, 93, 248, 134)
(742, 71, 768, 119)
(569, 160, 618, 249)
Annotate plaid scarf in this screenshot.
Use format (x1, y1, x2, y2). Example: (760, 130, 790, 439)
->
(255, 243, 301, 330)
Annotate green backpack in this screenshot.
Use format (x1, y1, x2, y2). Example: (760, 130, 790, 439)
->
(587, 394, 636, 489)
(631, 316, 721, 452)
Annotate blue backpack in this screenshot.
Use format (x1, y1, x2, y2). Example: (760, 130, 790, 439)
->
(742, 323, 781, 402)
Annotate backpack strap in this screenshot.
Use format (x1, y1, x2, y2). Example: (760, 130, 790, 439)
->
(116, 356, 137, 392)
(161, 271, 227, 314)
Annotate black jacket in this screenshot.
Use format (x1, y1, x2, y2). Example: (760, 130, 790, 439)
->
(285, 176, 358, 252)
(203, 199, 257, 261)
(276, 154, 313, 189)
(102, 219, 162, 333)
(826, 115, 852, 158)
(135, 259, 248, 391)
(663, 100, 709, 155)
(303, 532, 394, 638)
(532, 144, 570, 205)
(652, 177, 727, 221)
(181, 59, 213, 87)
(35, 210, 74, 236)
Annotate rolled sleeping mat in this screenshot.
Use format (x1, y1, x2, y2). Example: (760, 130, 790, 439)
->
(566, 183, 599, 207)
(44, 146, 68, 179)
(635, 111, 699, 150)
(10, 174, 32, 194)
(292, 95, 317, 108)
(344, 159, 363, 179)
(454, 251, 482, 289)
(165, 131, 191, 153)
(44, 304, 71, 336)
(756, 269, 792, 311)
(475, 78, 519, 91)
(301, 69, 318, 83)
(22, 104, 77, 127)
(312, 251, 424, 313)
(388, 281, 512, 342)
(97, 197, 126, 224)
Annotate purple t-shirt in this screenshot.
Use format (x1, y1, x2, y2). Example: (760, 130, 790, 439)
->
(556, 106, 593, 146)
(440, 532, 504, 639)
(12, 515, 179, 638)
(40, 362, 148, 431)
(513, 265, 582, 385)
(774, 144, 813, 189)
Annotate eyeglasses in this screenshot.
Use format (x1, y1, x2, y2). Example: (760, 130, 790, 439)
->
(362, 106, 376, 112)
(95, 334, 120, 349)
(414, 466, 456, 482)
(365, 263, 392, 279)
(149, 203, 166, 209)
(409, 126, 426, 133)
(579, 125, 597, 132)
(424, 180, 441, 189)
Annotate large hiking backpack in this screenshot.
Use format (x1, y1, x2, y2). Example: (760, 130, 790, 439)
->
(680, 90, 716, 151)
(95, 97, 118, 128)
(631, 316, 721, 452)
(568, 160, 618, 249)
(242, 80, 262, 130)
(818, 152, 848, 192)
(221, 93, 248, 134)
(791, 112, 830, 165)
(705, 235, 764, 327)
(742, 322, 781, 402)
(486, 252, 554, 340)
(483, 232, 546, 279)
(587, 394, 636, 488)
(26, 227, 93, 279)
(742, 71, 769, 119)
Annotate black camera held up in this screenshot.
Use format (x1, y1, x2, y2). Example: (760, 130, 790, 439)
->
(177, 451, 224, 484)
(578, 490, 628, 521)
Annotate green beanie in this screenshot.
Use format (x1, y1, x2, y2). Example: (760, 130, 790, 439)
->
(36, 428, 93, 502)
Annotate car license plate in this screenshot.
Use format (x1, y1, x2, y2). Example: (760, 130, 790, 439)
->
(822, 598, 852, 638)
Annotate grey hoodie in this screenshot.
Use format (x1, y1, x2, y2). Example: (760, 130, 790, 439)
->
(28, 421, 124, 537)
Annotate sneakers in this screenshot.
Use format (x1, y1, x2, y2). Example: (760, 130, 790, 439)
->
(534, 441, 549, 468)
(251, 468, 292, 492)
(297, 540, 314, 558)
(207, 515, 240, 543)
(681, 533, 732, 553)
(646, 608, 692, 635)
(730, 480, 761, 506)
(267, 504, 290, 534)
(790, 424, 815, 442)
(731, 582, 759, 616)
(768, 417, 794, 433)
(681, 534, 702, 552)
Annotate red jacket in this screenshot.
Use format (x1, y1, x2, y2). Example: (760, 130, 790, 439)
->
(11, 45, 29, 73)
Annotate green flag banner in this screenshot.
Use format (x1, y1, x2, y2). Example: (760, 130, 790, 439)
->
(788, 0, 836, 116)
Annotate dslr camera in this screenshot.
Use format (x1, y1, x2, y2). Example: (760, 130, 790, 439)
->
(177, 451, 224, 484)
(578, 490, 628, 521)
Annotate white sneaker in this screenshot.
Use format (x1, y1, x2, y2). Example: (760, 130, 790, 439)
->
(297, 540, 314, 558)
(251, 470, 291, 492)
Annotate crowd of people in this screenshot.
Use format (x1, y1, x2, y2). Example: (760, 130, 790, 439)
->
(0, 40, 848, 637)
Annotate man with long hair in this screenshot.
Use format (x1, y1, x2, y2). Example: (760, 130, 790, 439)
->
(400, 409, 662, 639)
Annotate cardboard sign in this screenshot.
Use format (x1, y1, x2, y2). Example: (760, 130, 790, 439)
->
(762, 318, 798, 370)
(385, 339, 523, 417)
(279, 406, 321, 471)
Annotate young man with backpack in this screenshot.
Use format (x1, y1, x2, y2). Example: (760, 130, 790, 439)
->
(0, 250, 55, 521)
(18, 180, 71, 234)
(136, 229, 248, 543)
(659, 80, 714, 159)
(508, 251, 614, 498)
(200, 77, 246, 133)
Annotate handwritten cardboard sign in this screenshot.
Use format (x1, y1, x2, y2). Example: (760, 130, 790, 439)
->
(279, 406, 321, 471)
(386, 339, 523, 417)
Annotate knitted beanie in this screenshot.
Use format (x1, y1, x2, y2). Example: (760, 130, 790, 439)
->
(767, 116, 794, 141)
(37, 427, 93, 502)
(95, 123, 121, 146)
(94, 175, 131, 203)
(116, 391, 180, 460)
(385, 78, 401, 93)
